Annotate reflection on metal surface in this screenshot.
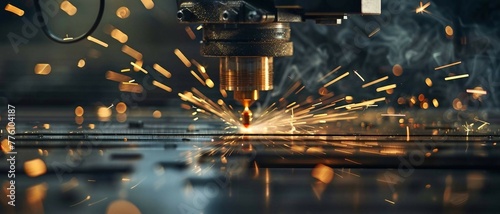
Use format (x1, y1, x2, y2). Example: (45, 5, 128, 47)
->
(24, 159, 47, 177)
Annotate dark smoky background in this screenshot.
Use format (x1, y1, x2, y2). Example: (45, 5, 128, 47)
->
(270, 0, 500, 113)
(0, 0, 499, 114)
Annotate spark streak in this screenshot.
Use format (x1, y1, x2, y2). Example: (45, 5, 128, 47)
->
(466, 89, 487, 95)
(406, 126, 410, 142)
(106, 71, 132, 82)
(376, 84, 397, 92)
(122, 45, 143, 60)
(174, 49, 192, 67)
(153, 80, 172, 92)
(87, 36, 108, 48)
(345, 158, 362, 165)
(416, 1, 431, 14)
(185, 26, 196, 40)
(70, 196, 91, 207)
(318, 66, 341, 82)
(445, 74, 469, 81)
(88, 197, 108, 207)
(368, 28, 380, 37)
(381, 114, 406, 117)
(435, 61, 461, 70)
(385, 199, 396, 205)
(130, 62, 148, 74)
(362, 76, 388, 88)
(353, 70, 365, 82)
(191, 70, 206, 86)
(5, 4, 24, 16)
(153, 64, 172, 78)
(324, 72, 350, 87)
(61, 1, 78, 16)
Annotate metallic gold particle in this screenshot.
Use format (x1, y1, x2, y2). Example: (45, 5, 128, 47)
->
(153, 110, 162, 118)
(105, 71, 132, 83)
(174, 49, 192, 67)
(116, 102, 127, 114)
(60, 1, 77, 16)
(452, 98, 463, 110)
(77, 59, 86, 68)
(116, 7, 130, 19)
(97, 106, 112, 118)
(205, 79, 215, 88)
(392, 64, 403, 76)
(185, 26, 196, 40)
(1, 139, 11, 154)
(119, 82, 144, 93)
(106, 200, 142, 214)
(122, 45, 143, 60)
(24, 159, 47, 177)
(153, 64, 172, 78)
(432, 99, 439, 107)
(141, 0, 155, 9)
(311, 164, 334, 184)
(153, 80, 172, 92)
(435, 61, 461, 70)
(425, 78, 433, 87)
(5, 4, 24, 16)
(190, 70, 205, 86)
(445, 26, 454, 37)
(220, 89, 228, 98)
(422, 102, 429, 109)
(111, 28, 128, 43)
(34, 64, 51, 75)
(75, 106, 84, 117)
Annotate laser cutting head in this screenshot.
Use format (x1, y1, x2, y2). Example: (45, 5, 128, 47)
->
(177, 0, 381, 111)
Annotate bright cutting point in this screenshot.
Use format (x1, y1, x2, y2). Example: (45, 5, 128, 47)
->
(242, 107, 252, 128)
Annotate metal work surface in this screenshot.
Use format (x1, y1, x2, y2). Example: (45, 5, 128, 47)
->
(0, 109, 499, 213)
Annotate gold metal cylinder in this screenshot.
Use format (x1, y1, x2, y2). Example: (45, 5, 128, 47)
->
(220, 56, 273, 91)
(220, 56, 273, 106)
